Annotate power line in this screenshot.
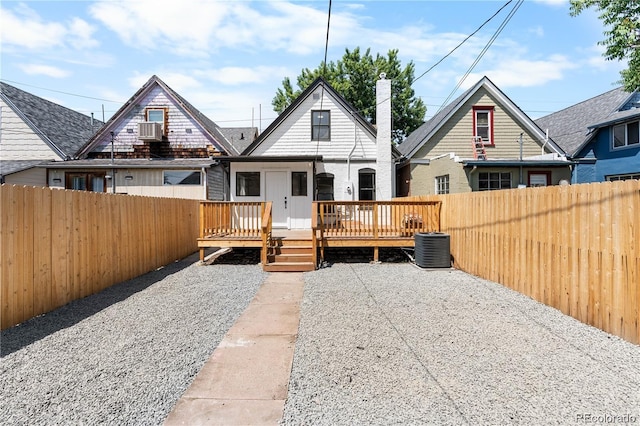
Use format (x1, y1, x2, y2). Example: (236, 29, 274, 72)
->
(414, 0, 514, 84)
(436, 0, 524, 114)
(0, 78, 123, 104)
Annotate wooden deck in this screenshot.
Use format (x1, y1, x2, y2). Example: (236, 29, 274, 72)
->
(197, 200, 441, 271)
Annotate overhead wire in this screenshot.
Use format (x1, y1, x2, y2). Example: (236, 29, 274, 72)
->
(413, 0, 514, 84)
(436, 0, 525, 114)
(316, 0, 332, 159)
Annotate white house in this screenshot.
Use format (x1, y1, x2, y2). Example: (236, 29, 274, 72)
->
(222, 76, 395, 229)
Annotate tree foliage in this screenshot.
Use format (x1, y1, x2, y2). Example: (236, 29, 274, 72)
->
(570, 0, 640, 91)
(272, 47, 427, 144)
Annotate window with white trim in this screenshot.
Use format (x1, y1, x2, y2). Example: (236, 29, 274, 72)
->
(612, 121, 640, 148)
(291, 172, 307, 196)
(311, 110, 330, 141)
(435, 175, 450, 194)
(478, 172, 511, 191)
(236, 172, 260, 196)
(358, 168, 376, 201)
(606, 173, 640, 181)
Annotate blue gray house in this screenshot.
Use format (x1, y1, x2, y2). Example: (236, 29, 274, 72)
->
(535, 88, 640, 183)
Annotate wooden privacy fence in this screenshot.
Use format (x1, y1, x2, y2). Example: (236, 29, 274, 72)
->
(0, 185, 200, 330)
(404, 180, 640, 345)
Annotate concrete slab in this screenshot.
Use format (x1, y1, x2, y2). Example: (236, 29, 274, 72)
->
(165, 398, 285, 426)
(226, 303, 300, 336)
(164, 271, 304, 426)
(252, 281, 304, 304)
(182, 334, 296, 400)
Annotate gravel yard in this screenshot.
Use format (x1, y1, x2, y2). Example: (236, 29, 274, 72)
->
(2, 251, 639, 425)
(283, 263, 640, 425)
(0, 252, 266, 426)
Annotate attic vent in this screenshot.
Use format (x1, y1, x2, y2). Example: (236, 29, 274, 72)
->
(138, 122, 163, 141)
(313, 93, 320, 100)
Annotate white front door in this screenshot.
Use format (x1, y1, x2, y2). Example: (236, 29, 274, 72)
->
(266, 171, 288, 228)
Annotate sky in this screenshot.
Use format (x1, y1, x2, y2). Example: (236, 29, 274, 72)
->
(0, 0, 627, 134)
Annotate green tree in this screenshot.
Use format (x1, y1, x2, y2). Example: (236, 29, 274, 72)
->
(570, 0, 640, 91)
(272, 47, 427, 144)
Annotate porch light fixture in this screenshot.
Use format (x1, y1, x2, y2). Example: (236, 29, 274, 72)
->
(125, 175, 133, 181)
(52, 178, 62, 183)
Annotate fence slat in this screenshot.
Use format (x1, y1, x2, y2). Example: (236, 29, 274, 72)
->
(1, 185, 199, 330)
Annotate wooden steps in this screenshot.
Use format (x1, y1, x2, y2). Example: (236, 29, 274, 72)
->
(264, 235, 315, 272)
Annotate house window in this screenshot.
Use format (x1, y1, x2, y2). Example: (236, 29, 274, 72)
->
(528, 172, 551, 187)
(612, 121, 640, 148)
(236, 172, 260, 196)
(163, 170, 201, 185)
(291, 172, 307, 196)
(311, 110, 330, 141)
(435, 175, 450, 194)
(478, 172, 511, 191)
(606, 172, 640, 181)
(146, 108, 167, 133)
(358, 168, 376, 201)
(65, 172, 106, 192)
(315, 173, 334, 200)
(473, 106, 494, 145)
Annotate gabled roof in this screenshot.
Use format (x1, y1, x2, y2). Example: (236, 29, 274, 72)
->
(219, 127, 258, 154)
(398, 76, 564, 158)
(0, 82, 102, 159)
(242, 77, 377, 155)
(534, 87, 632, 157)
(76, 75, 238, 157)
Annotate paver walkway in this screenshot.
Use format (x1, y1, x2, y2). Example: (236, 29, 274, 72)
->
(164, 272, 304, 426)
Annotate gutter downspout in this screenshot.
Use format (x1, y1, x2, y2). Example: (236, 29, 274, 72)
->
(347, 111, 357, 183)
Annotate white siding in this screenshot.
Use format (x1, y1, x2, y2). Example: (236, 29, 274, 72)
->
(230, 162, 314, 229)
(251, 89, 377, 160)
(0, 102, 61, 160)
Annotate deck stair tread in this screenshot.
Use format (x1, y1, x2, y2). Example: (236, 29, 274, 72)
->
(265, 234, 315, 272)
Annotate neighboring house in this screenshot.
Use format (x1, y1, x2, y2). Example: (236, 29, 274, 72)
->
(397, 76, 572, 196)
(0, 82, 101, 185)
(222, 76, 396, 229)
(535, 87, 640, 183)
(46, 75, 238, 200)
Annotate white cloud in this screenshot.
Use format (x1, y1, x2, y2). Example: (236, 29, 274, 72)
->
(0, 4, 98, 52)
(0, 6, 66, 49)
(464, 55, 577, 88)
(532, 0, 568, 6)
(19, 64, 71, 78)
(90, 0, 230, 56)
(206, 66, 291, 85)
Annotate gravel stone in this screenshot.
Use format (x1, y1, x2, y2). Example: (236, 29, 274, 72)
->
(281, 263, 640, 425)
(3, 252, 639, 425)
(0, 251, 266, 426)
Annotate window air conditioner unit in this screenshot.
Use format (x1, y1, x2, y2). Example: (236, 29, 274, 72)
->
(138, 122, 163, 141)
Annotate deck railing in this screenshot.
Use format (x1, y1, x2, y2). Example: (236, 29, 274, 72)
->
(261, 202, 273, 265)
(199, 201, 266, 238)
(314, 200, 441, 237)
